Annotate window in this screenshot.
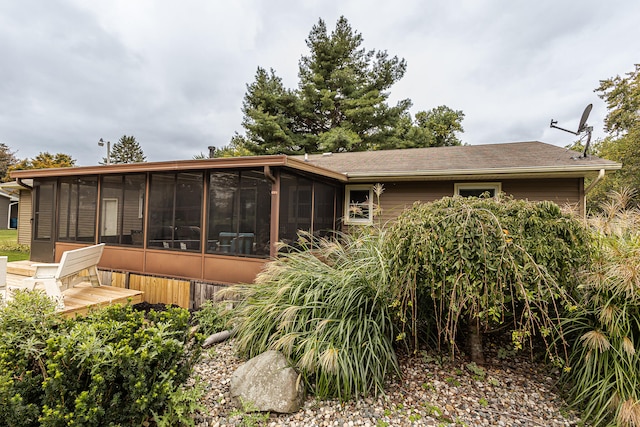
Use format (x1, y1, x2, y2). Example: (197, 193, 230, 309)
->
(207, 169, 271, 257)
(147, 172, 203, 251)
(344, 185, 373, 225)
(454, 182, 502, 198)
(99, 174, 145, 246)
(58, 177, 98, 242)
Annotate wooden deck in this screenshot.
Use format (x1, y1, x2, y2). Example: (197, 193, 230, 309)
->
(4, 260, 144, 317)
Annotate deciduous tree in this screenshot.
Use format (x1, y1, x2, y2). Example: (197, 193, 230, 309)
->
(589, 64, 640, 208)
(0, 143, 18, 182)
(8, 152, 76, 177)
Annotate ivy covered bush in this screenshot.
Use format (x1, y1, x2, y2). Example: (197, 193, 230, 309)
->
(385, 196, 590, 363)
(0, 292, 201, 427)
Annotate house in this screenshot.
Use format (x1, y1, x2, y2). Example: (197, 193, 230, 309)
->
(0, 179, 33, 244)
(8, 141, 621, 308)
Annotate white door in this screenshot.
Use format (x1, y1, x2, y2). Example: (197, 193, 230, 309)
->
(102, 198, 119, 236)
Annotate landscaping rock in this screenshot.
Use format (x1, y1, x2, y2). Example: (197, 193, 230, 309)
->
(229, 350, 305, 414)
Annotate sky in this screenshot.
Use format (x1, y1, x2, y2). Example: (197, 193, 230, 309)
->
(1, 0, 638, 166)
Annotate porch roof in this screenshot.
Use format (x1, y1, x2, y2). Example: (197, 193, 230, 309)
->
(9, 154, 348, 182)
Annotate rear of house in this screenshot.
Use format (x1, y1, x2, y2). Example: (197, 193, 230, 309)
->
(9, 141, 620, 308)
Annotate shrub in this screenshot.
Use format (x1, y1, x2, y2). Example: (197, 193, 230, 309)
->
(228, 231, 398, 400)
(0, 293, 202, 427)
(385, 195, 590, 363)
(193, 299, 232, 336)
(0, 291, 62, 426)
(561, 189, 640, 426)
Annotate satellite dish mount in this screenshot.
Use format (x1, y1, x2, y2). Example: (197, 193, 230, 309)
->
(550, 103, 593, 158)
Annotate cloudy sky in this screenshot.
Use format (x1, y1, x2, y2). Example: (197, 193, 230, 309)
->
(1, 0, 638, 166)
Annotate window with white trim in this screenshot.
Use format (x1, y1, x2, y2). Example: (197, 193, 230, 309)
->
(454, 182, 502, 198)
(344, 185, 373, 225)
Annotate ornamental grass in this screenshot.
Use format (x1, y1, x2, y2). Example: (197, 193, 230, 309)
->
(562, 189, 640, 426)
(228, 231, 398, 401)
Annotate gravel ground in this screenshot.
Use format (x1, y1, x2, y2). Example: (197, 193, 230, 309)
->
(191, 340, 581, 427)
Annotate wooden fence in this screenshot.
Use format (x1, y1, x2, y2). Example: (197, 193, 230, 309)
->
(99, 270, 231, 310)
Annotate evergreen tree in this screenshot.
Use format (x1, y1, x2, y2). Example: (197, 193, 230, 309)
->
(105, 135, 146, 164)
(235, 17, 419, 155)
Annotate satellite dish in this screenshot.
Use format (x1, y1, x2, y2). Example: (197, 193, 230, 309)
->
(577, 103, 592, 133)
(549, 103, 594, 158)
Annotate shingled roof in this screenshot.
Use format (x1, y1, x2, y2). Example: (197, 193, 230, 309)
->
(296, 141, 621, 182)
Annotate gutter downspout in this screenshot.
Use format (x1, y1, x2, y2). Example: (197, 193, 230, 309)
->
(583, 169, 605, 216)
(585, 169, 605, 195)
(17, 178, 33, 190)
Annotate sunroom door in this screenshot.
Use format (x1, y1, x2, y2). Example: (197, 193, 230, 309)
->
(31, 179, 57, 262)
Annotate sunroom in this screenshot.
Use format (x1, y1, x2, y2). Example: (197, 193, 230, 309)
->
(13, 156, 345, 291)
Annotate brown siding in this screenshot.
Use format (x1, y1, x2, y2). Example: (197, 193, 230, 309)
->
(144, 250, 203, 279)
(371, 178, 584, 224)
(100, 246, 145, 272)
(18, 189, 32, 245)
(501, 178, 582, 213)
(203, 255, 267, 285)
(376, 181, 453, 224)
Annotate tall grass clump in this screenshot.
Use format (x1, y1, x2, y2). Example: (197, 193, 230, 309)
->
(562, 189, 640, 426)
(385, 195, 589, 364)
(228, 231, 398, 400)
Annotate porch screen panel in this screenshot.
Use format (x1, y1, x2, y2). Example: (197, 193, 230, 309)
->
(99, 174, 145, 246)
(34, 181, 54, 240)
(313, 182, 337, 237)
(58, 177, 96, 242)
(207, 169, 271, 257)
(175, 172, 203, 251)
(148, 173, 175, 248)
(148, 172, 202, 251)
(278, 173, 312, 244)
(77, 177, 97, 242)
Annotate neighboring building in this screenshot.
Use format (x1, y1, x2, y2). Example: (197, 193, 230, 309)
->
(0, 189, 18, 230)
(0, 179, 33, 244)
(8, 141, 621, 307)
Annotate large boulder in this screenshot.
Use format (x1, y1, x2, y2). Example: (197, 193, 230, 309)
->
(230, 350, 305, 413)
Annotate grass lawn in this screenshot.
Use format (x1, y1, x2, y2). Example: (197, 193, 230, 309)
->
(0, 229, 30, 262)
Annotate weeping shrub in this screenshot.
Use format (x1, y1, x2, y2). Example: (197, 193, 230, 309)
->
(561, 189, 640, 426)
(385, 195, 589, 363)
(228, 231, 398, 400)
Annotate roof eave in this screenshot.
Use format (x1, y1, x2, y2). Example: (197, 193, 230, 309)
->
(344, 164, 622, 182)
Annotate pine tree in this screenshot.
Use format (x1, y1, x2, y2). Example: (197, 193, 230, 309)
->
(236, 17, 412, 155)
(106, 135, 146, 164)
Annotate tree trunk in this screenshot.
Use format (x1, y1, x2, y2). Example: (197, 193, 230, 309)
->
(468, 314, 485, 365)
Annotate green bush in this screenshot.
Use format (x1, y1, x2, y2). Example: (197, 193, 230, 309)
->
(193, 299, 232, 336)
(385, 196, 590, 363)
(0, 293, 202, 427)
(561, 190, 640, 426)
(228, 231, 398, 400)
